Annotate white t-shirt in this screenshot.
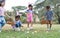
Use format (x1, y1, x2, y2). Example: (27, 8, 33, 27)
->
(0, 7, 5, 16)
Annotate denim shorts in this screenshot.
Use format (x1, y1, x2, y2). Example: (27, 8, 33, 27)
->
(0, 16, 6, 27)
(15, 23, 21, 28)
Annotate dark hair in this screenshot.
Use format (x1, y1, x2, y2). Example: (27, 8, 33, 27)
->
(15, 15, 20, 19)
(28, 4, 33, 7)
(0, 3, 2, 6)
(46, 6, 50, 9)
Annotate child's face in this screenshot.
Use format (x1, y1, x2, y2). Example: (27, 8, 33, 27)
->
(29, 7, 32, 10)
(1, 2, 5, 7)
(15, 18, 19, 21)
(46, 8, 50, 11)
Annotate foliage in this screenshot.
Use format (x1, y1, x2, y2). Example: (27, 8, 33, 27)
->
(12, 6, 27, 10)
(34, 0, 60, 24)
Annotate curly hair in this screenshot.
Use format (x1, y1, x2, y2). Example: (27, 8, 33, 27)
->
(28, 4, 33, 7)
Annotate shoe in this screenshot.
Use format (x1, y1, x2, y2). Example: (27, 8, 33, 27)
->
(15, 27, 20, 31)
(30, 27, 33, 30)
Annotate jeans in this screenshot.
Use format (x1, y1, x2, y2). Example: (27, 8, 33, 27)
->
(0, 16, 6, 31)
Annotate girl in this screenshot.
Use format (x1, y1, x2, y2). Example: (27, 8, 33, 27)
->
(26, 4, 34, 30)
(0, 2, 6, 32)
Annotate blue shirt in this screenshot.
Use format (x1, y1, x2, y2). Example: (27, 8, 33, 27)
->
(15, 20, 22, 27)
(45, 10, 53, 20)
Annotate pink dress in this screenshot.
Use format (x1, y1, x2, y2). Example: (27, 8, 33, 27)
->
(26, 10, 33, 23)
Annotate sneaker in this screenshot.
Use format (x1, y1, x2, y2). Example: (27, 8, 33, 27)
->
(15, 28, 20, 31)
(30, 27, 33, 30)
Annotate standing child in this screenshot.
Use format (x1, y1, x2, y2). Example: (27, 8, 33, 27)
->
(44, 6, 53, 31)
(0, 2, 6, 32)
(26, 4, 34, 30)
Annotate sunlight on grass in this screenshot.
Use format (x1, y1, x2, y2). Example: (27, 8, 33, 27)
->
(0, 24, 60, 38)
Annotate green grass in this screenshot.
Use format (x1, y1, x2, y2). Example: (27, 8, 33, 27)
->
(0, 24, 60, 38)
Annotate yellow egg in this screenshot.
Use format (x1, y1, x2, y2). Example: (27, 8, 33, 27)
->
(34, 31, 37, 33)
(27, 31, 29, 33)
(32, 32, 34, 34)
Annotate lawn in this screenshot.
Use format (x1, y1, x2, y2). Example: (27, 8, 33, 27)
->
(0, 24, 60, 38)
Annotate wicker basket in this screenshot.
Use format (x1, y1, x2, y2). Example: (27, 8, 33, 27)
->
(40, 20, 48, 24)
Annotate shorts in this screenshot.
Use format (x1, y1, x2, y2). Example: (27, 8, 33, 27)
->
(0, 16, 6, 27)
(15, 22, 21, 28)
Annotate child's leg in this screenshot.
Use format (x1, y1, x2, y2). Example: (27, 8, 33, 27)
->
(49, 21, 52, 29)
(30, 17, 33, 28)
(1, 17, 6, 27)
(30, 22, 33, 30)
(30, 21, 33, 28)
(27, 19, 30, 28)
(15, 24, 20, 31)
(29, 17, 33, 30)
(1, 22, 5, 27)
(27, 22, 30, 28)
(47, 20, 48, 28)
(47, 20, 49, 30)
(0, 17, 6, 32)
(27, 22, 30, 30)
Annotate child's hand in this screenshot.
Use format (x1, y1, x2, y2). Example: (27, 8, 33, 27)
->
(21, 25, 23, 27)
(42, 16, 44, 19)
(33, 14, 35, 16)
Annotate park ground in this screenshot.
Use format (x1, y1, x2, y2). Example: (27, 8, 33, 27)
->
(0, 24, 60, 38)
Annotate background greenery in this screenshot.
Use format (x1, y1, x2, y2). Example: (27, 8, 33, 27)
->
(4, 0, 60, 24)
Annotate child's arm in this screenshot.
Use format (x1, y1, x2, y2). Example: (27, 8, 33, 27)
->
(19, 21, 23, 27)
(4, 12, 11, 18)
(51, 11, 53, 17)
(42, 12, 47, 20)
(42, 16, 45, 19)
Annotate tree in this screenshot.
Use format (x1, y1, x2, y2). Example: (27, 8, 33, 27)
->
(34, 0, 60, 23)
(12, 6, 27, 16)
(12, 6, 27, 10)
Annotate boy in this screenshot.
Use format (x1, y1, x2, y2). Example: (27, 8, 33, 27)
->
(0, 2, 6, 32)
(43, 6, 53, 31)
(26, 4, 34, 30)
(13, 15, 22, 31)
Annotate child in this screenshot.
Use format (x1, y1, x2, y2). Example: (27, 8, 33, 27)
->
(13, 15, 22, 31)
(44, 6, 53, 31)
(26, 4, 34, 30)
(0, 2, 6, 32)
